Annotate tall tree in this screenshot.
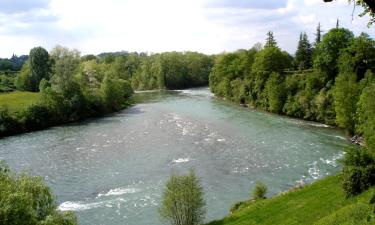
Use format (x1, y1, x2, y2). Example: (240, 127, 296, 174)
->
(265, 31, 278, 48)
(313, 28, 354, 79)
(295, 32, 313, 70)
(314, 22, 322, 47)
(29, 47, 51, 91)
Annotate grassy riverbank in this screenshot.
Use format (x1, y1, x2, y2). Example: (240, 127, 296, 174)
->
(207, 175, 375, 225)
(0, 91, 40, 113)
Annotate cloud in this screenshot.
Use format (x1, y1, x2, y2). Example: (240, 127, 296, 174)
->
(204, 0, 288, 9)
(0, 0, 374, 57)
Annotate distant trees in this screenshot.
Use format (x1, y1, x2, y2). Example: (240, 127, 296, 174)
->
(159, 171, 206, 225)
(0, 161, 77, 225)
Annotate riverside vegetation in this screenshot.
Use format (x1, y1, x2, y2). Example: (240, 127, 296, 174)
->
(0, 47, 213, 137)
(1, 22, 375, 225)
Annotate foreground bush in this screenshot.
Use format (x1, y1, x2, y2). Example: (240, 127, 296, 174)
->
(159, 170, 206, 225)
(252, 182, 268, 200)
(342, 146, 375, 197)
(0, 161, 77, 225)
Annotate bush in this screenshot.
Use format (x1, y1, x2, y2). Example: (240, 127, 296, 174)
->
(0, 161, 77, 225)
(342, 146, 375, 197)
(252, 182, 267, 200)
(159, 170, 206, 225)
(0, 106, 23, 137)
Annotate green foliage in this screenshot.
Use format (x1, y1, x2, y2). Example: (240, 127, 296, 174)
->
(28, 47, 51, 92)
(252, 47, 292, 74)
(265, 72, 286, 113)
(252, 182, 267, 200)
(50, 46, 81, 98)
(265, 31, 277, 48)
(295, 32, 313, 70)
(350, 0, 375, 26)
(15, 62, 32, 91)
(0, 107, 22, 136)
(338, 33, 375, 79)
(0, 161, 78, 225)
(333, 72, 359, 134)
(356, 82, 375, 150)
(313, 28, 354, 79)
(314, 23, 322, 47)
(100, 74, 131, 111)
(159, 170, 206, 225)
(342, 146, 375, 197)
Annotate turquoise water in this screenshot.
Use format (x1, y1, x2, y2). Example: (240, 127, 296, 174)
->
(0, 88, 348, 224)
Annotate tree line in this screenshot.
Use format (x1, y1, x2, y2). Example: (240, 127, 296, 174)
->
(0, 47, 213, 137)
(209, 24, 375, 198)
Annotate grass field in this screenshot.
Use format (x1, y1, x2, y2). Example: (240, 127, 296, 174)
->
(0, 91, 40, 113)
(207, 176, 375, 225)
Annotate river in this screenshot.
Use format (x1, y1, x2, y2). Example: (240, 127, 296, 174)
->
(0, 87, 348, 225)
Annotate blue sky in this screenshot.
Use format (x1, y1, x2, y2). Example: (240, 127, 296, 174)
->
(0, 0, 374, 57)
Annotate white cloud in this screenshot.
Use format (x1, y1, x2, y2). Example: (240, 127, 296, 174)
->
(0, 0, 374, 57)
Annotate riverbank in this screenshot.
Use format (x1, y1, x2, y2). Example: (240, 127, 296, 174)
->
(207, 175, 375, 225)
(0, 94, 134, 138)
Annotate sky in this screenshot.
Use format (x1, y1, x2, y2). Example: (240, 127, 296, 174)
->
(0, 0, 374, 57)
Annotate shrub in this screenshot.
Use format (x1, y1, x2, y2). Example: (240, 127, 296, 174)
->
(252, 182, 267, 200)
(0, 161, 77, 225)
(0, 106, 23, 137)
(342, 146, 375, 197)
(158, 170, 206, 225)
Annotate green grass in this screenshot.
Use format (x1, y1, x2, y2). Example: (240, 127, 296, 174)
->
(0, 91, 40, 113)
(207, 176, 375, 225)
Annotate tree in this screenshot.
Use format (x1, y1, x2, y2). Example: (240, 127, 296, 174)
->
(0, 161, 77, 225)
(356, 82, 375, 150)
(50, 46, 81, 98)
(265, 72, 286, 113)
(28, 47, 51, 92)
(313, 28, 354, 79)
(338, 33, 375, 79)
(314, 22, 322, 47)
(252, 47, 292, 73)
(333, 72, 359, 134)
(265, 31, 277, 48)
(159, 170, 206, 225)
(295, 32, 313, 70)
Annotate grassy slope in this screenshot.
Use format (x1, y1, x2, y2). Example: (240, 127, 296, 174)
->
(207, 176, 375, 225)
(0, 91, 40, 113)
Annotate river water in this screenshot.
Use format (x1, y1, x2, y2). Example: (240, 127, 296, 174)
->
(0, 88, 348, 225)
